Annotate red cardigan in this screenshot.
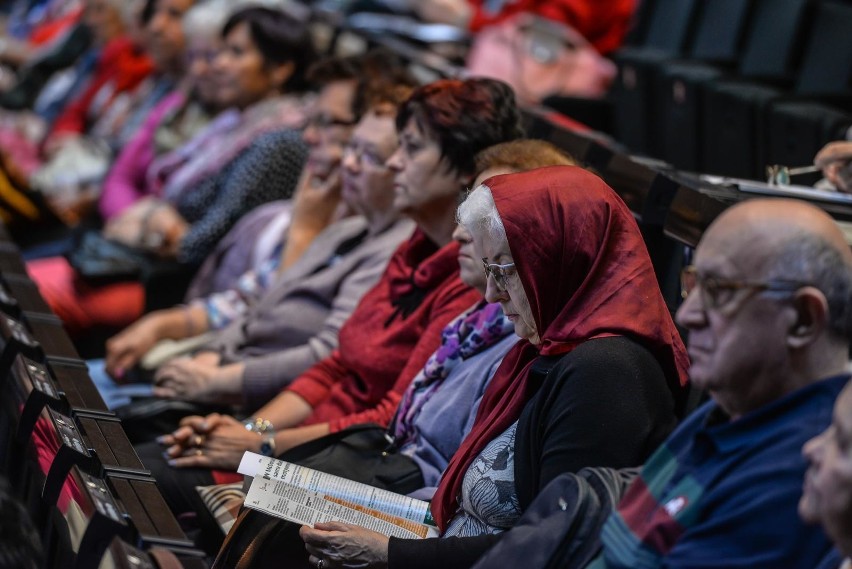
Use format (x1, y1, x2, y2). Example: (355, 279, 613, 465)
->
(288, 230, 481, 432)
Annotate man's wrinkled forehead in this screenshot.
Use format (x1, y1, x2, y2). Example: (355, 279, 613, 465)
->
(695, 226, 775, 279)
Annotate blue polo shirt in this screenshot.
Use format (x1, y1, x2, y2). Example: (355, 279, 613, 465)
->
(592, 373, 849, 569)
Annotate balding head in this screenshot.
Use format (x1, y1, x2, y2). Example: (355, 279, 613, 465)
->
(704, 199, 852, 339)
(677, 199, 852, 419)
(706, 199, 852, 269)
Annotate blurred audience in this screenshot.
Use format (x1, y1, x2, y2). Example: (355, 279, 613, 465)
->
(89, 51, 419, 412)
(27, 4, 314, 339)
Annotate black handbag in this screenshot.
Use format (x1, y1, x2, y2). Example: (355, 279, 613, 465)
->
(65, 229, 197, 311)
(66, 230, 151, 285)
(212, 424, 425, 569)
(281, 423, 425, 492)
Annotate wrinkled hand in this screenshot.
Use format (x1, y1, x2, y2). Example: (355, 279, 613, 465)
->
(296, 167, 343, 214)
(153, 354, 226, 402)
(144, 204, 188, 257)
(815, 141, 852, 193)
(301, 522, 390, 569)
(105, 315, 164, 380)
(103, 212, 144, 246)
(159, 413, 261, 470)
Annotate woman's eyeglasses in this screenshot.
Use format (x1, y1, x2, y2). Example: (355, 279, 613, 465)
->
(482, 258, 517, 291)
(343, 142, 387, 168)
(306, 114, 358, 130)
(680, 265, 807, 311)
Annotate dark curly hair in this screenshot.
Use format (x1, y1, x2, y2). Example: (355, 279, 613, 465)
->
(223, 6, 316, 93)
(396, 78, 524, 177)
(307, 49, 419, 120)
(354, 49, 419, 117)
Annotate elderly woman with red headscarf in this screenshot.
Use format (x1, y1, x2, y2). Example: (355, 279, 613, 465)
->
(299, 165, 690, 569)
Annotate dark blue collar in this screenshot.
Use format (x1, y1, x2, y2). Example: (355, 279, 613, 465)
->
(699, 374, 850, 453)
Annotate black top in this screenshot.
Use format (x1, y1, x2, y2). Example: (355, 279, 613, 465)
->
(388, 336, 678, 569)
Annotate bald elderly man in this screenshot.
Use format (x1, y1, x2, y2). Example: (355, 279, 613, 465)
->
(590, 199, 852, 568)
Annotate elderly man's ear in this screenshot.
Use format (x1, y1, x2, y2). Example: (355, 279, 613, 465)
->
(786, 287, 831, 349)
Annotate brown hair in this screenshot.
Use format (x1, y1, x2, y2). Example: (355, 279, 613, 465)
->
(307, 49, 419, 120)
(396, 78, 524, 177)
(474, 139, 576, 177)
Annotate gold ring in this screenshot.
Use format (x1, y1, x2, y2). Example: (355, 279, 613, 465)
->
(193, 434, 204, 447)
(194, 449, 203, 457)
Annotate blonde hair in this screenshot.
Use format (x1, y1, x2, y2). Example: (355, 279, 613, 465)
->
(473, 139, 576, 177)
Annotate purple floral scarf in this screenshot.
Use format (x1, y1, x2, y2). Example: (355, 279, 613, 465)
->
(390, 300, 514, 448)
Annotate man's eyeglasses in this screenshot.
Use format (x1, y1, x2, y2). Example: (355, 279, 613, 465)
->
(680, 265, 807, 311)
(482, 258, 517, 292)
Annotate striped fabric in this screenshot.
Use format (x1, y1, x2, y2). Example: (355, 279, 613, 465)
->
(196, 482, 246, 535)
(591, 374, 848, 569)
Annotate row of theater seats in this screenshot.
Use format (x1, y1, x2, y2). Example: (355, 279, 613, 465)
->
(334, 8, 852, 310)
(610, 0, 852, 182)
(0, 228, 207, 568)
(1, 4, 848, 565)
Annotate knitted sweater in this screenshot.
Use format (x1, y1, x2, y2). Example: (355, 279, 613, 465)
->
(174, 129, 307, 265)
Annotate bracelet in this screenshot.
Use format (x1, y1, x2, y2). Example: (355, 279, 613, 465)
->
(244, 417, 275, 434)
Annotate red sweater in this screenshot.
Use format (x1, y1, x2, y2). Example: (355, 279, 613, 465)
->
(467, 0, 637, 55)
(50, 37, 153, 138)
(288, 230, 480, 432)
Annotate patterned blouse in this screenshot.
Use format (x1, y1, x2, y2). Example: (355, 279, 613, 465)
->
(443, 421, 522, 537)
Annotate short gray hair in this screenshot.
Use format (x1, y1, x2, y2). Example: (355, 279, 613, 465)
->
(766, 232, 852, 340)
(457, 184, 507, 243)
(183, 0, 237, 40)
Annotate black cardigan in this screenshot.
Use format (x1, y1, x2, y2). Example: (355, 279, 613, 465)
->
(388, 336, 679, 569)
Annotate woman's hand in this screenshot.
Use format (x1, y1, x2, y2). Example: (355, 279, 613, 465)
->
(300, 522, 390, 569)
(105, 314, 167, 380)
(153, 354, 242, 404)
(103, 198, 158, 245)
(102, 210, 145, 246)
(144, 203, 189, 257)
(159, 413, 261, 470)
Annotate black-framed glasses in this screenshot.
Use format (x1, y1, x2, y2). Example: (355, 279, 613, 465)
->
(680, 265, 807, 311)
(482, 258, 517, 292)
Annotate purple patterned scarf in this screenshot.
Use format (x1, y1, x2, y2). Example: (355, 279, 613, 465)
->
(390, 300, 514, 448)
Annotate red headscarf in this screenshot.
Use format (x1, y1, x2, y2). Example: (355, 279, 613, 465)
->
(431, 165, 689, 530)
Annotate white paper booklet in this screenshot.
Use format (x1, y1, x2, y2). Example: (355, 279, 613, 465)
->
(237, 452, 439, 539)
